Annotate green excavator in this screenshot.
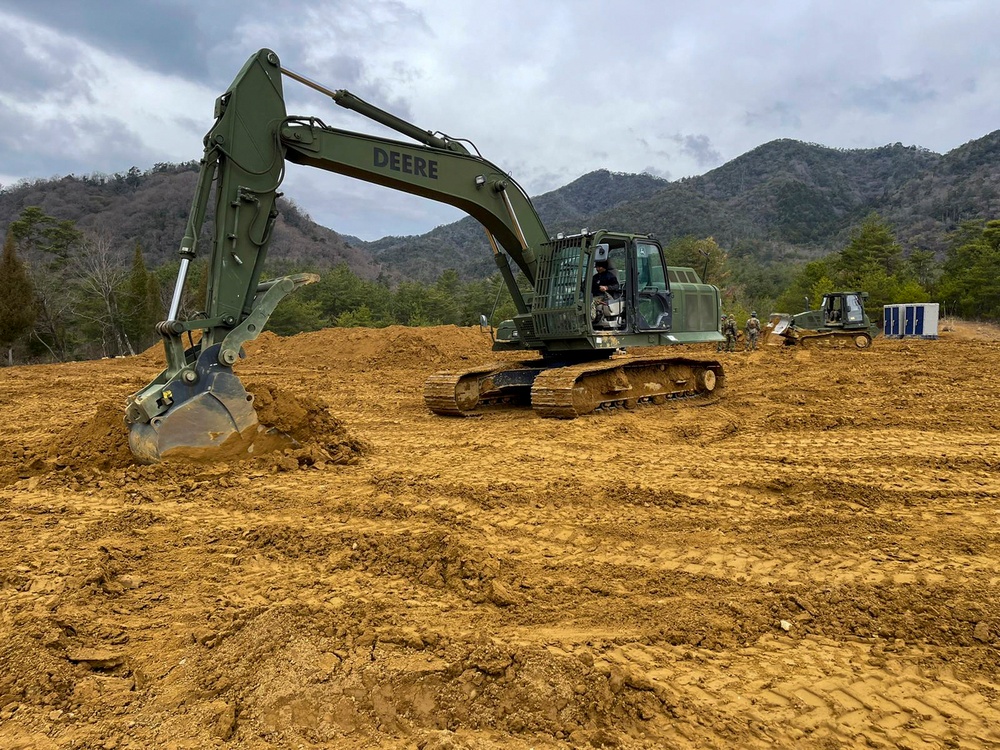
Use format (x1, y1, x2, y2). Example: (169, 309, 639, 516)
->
(124, 49, 726, 463)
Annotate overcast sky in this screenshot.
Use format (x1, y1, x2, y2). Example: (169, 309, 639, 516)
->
(1, 0, 998, 241)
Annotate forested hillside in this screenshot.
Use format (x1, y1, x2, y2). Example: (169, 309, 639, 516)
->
(2, 133, 998, 284)
(0, 164, 384, 280)
(576, 136, 1000, 265)
(2, 132, 1000, 366)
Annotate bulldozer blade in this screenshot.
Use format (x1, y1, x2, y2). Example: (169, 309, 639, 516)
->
(128, 348, 298, 463)
(764, 314, 792, 345)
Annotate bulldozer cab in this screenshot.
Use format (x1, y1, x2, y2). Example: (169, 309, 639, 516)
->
(821, 292, 867, 328)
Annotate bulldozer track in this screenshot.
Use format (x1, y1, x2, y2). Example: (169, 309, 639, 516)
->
(793, 330, 874, 348)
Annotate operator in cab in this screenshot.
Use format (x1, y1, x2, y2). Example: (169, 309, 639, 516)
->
(592, 259, 620, 298)
(591, 258, 621, 326)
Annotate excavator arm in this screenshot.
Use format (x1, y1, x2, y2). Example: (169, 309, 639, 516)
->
(124, 48, 553, 462)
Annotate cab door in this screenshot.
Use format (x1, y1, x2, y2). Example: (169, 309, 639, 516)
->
(633, 240, 672, 332)
(845, 293, 865, 324)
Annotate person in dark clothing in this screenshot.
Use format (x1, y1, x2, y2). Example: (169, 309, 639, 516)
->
(592, 260, 620, 298)
(592, 259, 621, 326)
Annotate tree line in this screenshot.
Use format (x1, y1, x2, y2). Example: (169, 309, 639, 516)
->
(682, 212, 1000, 327)
(0, 206, 523, 365)
(1, 206, 998, 366)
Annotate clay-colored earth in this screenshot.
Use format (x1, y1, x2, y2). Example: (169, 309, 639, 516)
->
(1, 319, 999, 749)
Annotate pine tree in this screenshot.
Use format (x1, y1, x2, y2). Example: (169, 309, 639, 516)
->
(122, 243, 163, 352)
(0, 231, 38, 365)
(8, 207, 83, 360)
(938, 219, 1000, 318)
(837, 212, 904, 285)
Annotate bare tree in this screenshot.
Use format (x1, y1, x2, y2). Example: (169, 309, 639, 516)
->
(70, 230, 134, 357)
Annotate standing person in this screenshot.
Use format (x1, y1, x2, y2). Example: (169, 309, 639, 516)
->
(745, 311, 761, 351)
(723, 314, 738, 352)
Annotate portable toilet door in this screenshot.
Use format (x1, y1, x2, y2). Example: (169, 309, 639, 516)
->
(884, 305, 900, 336)
(914, 303, 939, 338)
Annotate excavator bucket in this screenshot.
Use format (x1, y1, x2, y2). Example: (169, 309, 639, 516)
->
(127, 345, 297, 463)
(763, 313, 792, 346)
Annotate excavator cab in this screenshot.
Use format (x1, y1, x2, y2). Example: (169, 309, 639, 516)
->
(513, 230, 720, 352)
(635, 243, 675, 331)
(584, 236, 677, 334)
(590, 243, 625, 330)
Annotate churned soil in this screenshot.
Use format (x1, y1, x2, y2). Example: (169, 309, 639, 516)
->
(1, 320, 999, 749)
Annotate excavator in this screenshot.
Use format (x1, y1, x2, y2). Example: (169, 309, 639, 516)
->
(124, 49, 726, 463)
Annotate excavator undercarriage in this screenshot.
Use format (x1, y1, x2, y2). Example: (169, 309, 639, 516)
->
(424, 356, 724, 418)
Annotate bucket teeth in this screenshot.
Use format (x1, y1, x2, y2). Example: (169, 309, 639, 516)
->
(127, 344, 298, 463)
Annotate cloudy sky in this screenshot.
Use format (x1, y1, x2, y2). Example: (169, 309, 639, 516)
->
(1, 0, 998, 241)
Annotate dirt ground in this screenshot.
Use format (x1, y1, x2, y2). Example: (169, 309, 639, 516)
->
(1, 318, 999, 749)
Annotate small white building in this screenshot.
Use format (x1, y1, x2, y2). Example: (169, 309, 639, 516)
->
(883, 303, 939, 339)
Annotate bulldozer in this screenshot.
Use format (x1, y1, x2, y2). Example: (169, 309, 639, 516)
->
(124, 49, 727, 463)
(765, 291, 880, 349)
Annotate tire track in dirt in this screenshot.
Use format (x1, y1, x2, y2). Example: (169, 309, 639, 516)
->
(3, 327, 1000, 748)
(600, 637, 1000, 748)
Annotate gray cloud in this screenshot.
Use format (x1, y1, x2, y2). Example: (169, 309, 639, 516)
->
(2, 0, 1000, 239)
(4, 0, 209, 78)
(0, 23, 90, 98)
(848, 75, 938, 114)
(237, 3, 433, 137)
(0, 102, 149, 179)
(672, 134, 722, 168)
(744, 101, 803, 132)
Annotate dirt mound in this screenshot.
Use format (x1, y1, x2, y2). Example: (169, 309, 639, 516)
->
(0, 382, 366, 487)
(247, 325, 501, 372)
(247, 380, 369, 469)
(0, 400, 135, 486)
(939, 316, 1000, 340)
(2, 322, 1000, 748)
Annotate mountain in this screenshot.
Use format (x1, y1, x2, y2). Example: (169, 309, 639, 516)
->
(0, 163, 385, 279)
(2, 132, 999, 284)
(364, 133, 1000, 280)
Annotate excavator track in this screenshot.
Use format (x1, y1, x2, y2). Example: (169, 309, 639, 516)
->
(424, 356, 724, 418)
(531, 356, 724, 418)
(424, 362, 541, 416)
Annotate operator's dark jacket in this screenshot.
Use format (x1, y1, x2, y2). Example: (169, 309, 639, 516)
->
(592, 267, 621, 297)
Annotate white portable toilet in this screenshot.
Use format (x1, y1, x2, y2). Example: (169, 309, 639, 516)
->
(883, 303, 939, 339)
